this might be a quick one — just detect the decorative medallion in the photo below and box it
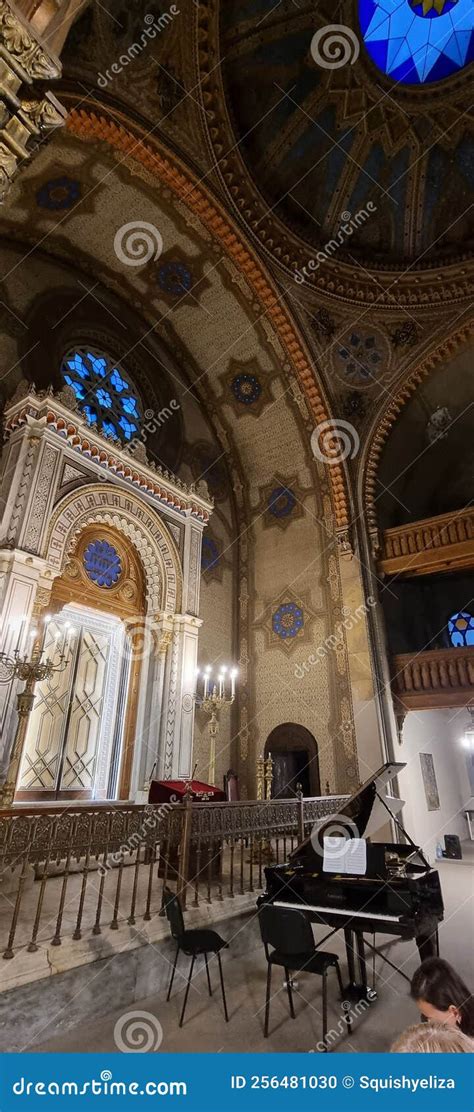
[157,260,192,297]
[231,373,262,407]
[201,535,220,574]
[359,0,473,83]
[268,486,297,520]
[83,539,122,588]
[342,391,368,423]
[390,320,420,347]
[36,176,81,211]
[272,602,304,641]
[334,329,390,388]
[310,308,337,340]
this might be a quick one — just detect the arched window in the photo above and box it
[448,611,474,647]
[61,347,142,442]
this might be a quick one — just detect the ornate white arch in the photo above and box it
[43,484,183,614]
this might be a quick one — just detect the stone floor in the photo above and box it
[28,852,474,1055]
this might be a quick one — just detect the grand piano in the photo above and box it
[259,762,444,1001]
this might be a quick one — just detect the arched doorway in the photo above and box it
[17,525,146,802]
[265,724,320,799]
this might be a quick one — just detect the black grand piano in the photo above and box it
[259,762,444,1001]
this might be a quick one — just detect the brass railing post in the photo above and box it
[177,794,193,910]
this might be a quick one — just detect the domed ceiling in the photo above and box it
[219,0,473,267]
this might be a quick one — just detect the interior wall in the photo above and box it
[399,708,472,861]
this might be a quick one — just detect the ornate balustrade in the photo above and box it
[392,647,474,710]
[378,508,474,578]
[0,794,346,962]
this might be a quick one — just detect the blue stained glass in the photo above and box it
[96,388,112,407]
[82,405,98,424]
[448,610,474,647]
[60,348,143,444]
[122,396,139,416]
[102,420,119,438]
[64,376,86,400]
[110,369,128,392]
[359,0,474,83]
[84,539,122,588]
[118,415,138,439]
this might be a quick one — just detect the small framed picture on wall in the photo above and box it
[420,752,440,811]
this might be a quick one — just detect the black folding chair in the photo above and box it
[258,903,348,1046]
[163,887,229,1027]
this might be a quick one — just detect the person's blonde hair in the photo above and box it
[392,1022,474,1053]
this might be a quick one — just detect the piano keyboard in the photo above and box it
[273,900,402,923]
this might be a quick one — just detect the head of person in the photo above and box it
[392,1022,473,1053]
[410,958,474,1037]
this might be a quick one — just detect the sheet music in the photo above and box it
[323,836,367,875]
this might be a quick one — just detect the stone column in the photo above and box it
[0,552,49,772]
[159,613,202,781]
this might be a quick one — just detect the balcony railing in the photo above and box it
[392,646,474,710]
[0,794,346,962]
[379,508,474,578]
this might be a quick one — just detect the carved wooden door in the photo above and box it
[18,620,114,799]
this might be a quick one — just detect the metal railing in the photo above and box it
[0,794,346,962]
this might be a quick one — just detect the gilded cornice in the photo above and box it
[197,0,473,309]
[64,100,351,535]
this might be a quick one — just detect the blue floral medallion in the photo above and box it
[157,261,192,296]
[83,540,122,588]
[231,373,262,406]
[272,602,304,640]
[36,177,81,211]
[268,486,296,519]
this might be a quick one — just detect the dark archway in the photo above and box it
[264,724,320,799]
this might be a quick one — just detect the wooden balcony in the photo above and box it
[392,646,474,710]
[379,507,474,578]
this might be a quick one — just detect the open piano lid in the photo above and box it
[289,761,425,869]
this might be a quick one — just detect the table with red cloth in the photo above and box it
[149,780,225,881]
[148,779,226,804]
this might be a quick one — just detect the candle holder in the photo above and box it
[0,619,73,809]
[195,665,237,785]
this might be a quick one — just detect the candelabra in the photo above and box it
[195,665,237,785]
[0,618,72,809]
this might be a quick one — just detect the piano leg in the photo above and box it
[343,928,378,1004]
[416,931,439,961]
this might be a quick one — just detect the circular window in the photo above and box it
[61,347,142,442]
[359,0,473,84]
[447,611,474,647]
[83,540,122,588]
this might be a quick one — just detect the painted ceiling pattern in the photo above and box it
[219,0,473,265]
